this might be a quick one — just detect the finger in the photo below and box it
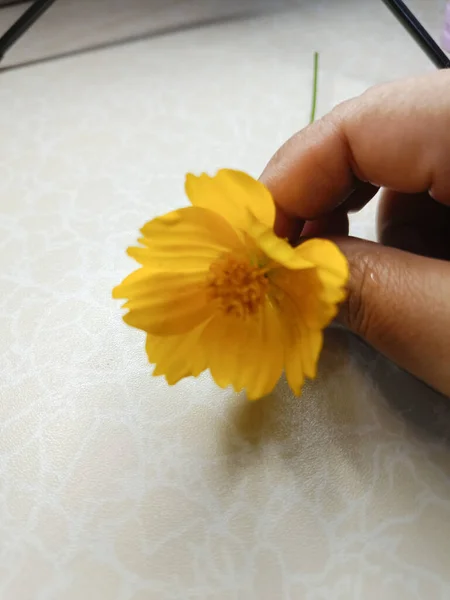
[335,237,450,397]
[275,184,369,243]
[301,208,349,238]
[261,71,450,230]
[298,182,376,241]
[378,190,450,260]
[274,209,304,244]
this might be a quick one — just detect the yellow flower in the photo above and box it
[113,169,348,400]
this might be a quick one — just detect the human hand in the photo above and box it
[261,70,450,397]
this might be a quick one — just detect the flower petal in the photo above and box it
[246,218,314,270]
[199,315,247,391]
[296,238,349,302]
[278,290,323,392]
[113,267,153,299]
[185,169,275,231]
[280,301,305,396]
[146,323,208,385]
[201,300,284,400]
[243,300,284,400]
[271,268,337,330]
[273,258,343,392]
[300,328,323,380]
[122,271,212,335]
[284,323,323,390]
[129,206,243,272]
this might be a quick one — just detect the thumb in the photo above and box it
[334,237,450,397]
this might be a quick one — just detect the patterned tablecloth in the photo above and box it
[1,1,449,598]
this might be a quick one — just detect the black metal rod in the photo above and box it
[0,0,56,61]
[381,0,450,69]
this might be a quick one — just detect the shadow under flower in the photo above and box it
[220,327,450,485]
[219,328,364,478]
[224,327,354,443]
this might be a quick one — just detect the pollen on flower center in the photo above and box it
[206,253,269,318]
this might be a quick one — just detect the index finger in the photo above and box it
[260,71,450,234]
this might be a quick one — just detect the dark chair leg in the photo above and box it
[0,0,56,62]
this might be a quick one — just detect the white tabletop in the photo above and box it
[1,1,450,599]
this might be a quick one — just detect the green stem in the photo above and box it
[309,51,319,124]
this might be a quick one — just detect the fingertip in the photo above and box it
[274,206,304,244]
[261,116,356,221]
[301,209,349,238]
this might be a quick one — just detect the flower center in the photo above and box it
[207,253,269,318]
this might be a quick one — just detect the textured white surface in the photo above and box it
[1,1,450,599]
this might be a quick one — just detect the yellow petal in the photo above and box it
[296,238,349,301]
[130,206,243,272]
[246,217,314,271]
[271,268,335,330]
[282,296,324,382]
[243,300,284,400]
[281,311,304,395]
[201,300,284,400]
[273,260,339,392]
[113,266,153,299]
[123,271,212,335]
[279,291,323,392]
[185,169,275,231]
[284,324,323,390]
[146,323,208,385]
[300,328,323,380]
[199,314,247,391]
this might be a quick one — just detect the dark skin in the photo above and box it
[260,70,450,397]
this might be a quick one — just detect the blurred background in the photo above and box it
[1,0,445,241]
[0,0,446,78]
